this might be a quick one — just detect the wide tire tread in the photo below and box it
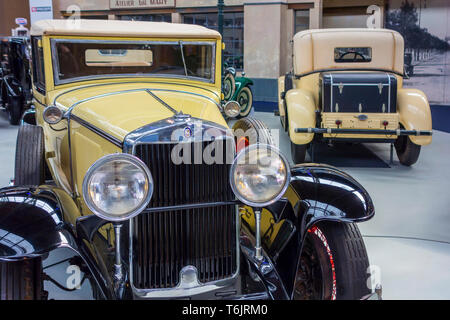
[0,259,42,300]
[317,222,370,300]
[14,125,45,186]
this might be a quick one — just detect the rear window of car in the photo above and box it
[334,47,372,63]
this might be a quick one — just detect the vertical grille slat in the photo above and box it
[132,141,237,290]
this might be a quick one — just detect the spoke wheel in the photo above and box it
[223,73,235,101]
[237,86,253,118]
[294,226,335,300]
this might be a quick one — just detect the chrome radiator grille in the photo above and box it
[131,142,237,289]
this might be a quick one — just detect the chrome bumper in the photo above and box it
[295,127,433,136]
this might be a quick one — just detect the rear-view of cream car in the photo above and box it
[278,28,433,166]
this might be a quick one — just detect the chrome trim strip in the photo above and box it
[145,89,177,114]
[50,39,216,85]
[387,72,391,113]
[122,115,231,154]
[63,87,221,116]
[52,80,220,106]
[70,114,123,148]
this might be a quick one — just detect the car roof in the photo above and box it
[30,19,221,40]
[293,28,404,75]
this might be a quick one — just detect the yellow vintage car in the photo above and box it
[0,20,378,300]
[278,28,433,166]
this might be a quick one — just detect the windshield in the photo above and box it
[51,39,215,84]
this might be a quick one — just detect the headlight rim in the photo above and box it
[223,100,241,118]
[230,143,291,208]
[82,153,153,222]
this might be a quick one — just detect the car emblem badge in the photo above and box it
[184,127,193,138]
[356,114,368,121]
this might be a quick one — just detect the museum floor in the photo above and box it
[1,110,449,300]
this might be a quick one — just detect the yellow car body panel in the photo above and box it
[285,88,316,145]
[397,88,432,146]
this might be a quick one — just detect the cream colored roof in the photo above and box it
[31,19,221,39]
[293,28,404,75]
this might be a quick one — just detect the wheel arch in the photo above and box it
[0,185,115,299]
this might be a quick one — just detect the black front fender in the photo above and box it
[0,185,116,299]
[0,186,71,259]
[289,163,374,239]
[242,163,375,297]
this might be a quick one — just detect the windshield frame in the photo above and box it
[50,38,216,86]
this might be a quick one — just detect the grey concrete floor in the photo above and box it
[1,110,449,299]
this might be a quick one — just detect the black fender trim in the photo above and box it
[0,186,115,299]
[20,107,36,125]
[289,163,374,238]
[2,76,23,98]
[0,186,67,258]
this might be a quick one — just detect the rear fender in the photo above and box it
[232,76,253,100]
[397,88,432,145]
[285,89,316,145]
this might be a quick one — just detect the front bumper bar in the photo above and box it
[295,127,433,136]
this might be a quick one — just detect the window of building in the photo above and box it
[118,14,172,22]
[183,12,243,70]
[294,10,310,34]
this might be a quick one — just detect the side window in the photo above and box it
[31,36,46,94]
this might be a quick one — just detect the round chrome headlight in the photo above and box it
[230,144,290,207]
[223,101,241,118]
[43,105,63,124]
[82,154,153,221]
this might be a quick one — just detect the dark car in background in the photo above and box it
[0,37,32,125]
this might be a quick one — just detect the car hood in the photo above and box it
[49,82,226,142]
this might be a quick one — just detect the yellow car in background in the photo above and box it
[278,28,432,165]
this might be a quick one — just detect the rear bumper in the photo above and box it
[295,127,433,136]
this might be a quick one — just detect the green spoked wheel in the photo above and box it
[223,73,235,101]
[237,86,253,118]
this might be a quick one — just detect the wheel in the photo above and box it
[223,73,235,101]
[0,258,44,300]
[236,86,253,118]
[394,135,421,166]
[14,124,45,185]
[291,141,307,164]
[7,95,23,125]
[294,222,371,300]
[232,117,274,152]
